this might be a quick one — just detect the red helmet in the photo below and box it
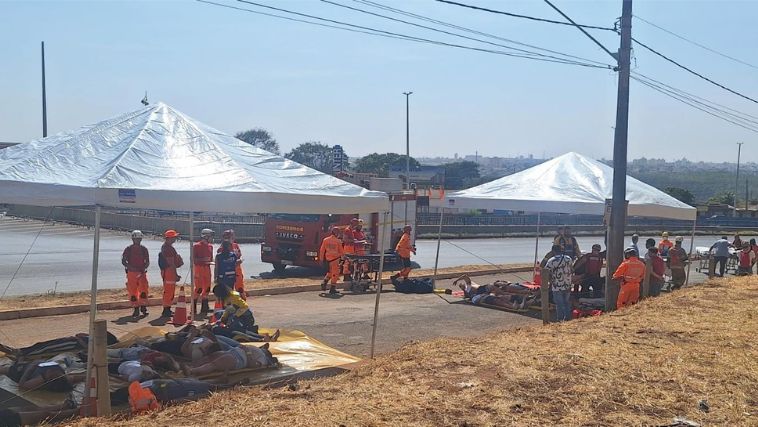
[164,229,179,238]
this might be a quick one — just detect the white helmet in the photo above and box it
[201,228,214,238]
[131,230,144,239]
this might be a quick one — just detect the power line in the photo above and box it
[204,0,611,68]
[542,0,616,61]
[434,0,617,32]
[632,37,758,105]
[354,0,611,66]
[632,75,758,134]
[634,15,758,71]
[319,0,613,67]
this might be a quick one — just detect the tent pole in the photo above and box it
[432,209,444,279]
[189,211,194,323]
[369,211,389,359]
[533,212,541,269]
[84,205,101,417]
[685,219,696,286]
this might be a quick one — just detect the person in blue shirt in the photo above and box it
[709,236,733,277]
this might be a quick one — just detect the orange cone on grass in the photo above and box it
[171,286,188,326]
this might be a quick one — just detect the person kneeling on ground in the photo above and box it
[737,243,755,276]
[211,285,280,342]
[183,343,278,377]
[613,248,645,309]
[454,275,528,310]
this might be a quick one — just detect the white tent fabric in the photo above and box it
[0,102,388,214]
[446,152,696,221]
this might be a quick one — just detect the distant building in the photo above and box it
[388,165,445,189]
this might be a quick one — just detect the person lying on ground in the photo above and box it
[0,399,79,427]
[110,360,161,382]
[110,377,248,407]
[183,343,278,377]
[107,346,180,373]
[454,275,529,310]
[0,332,118,360]
[0,354,86,392]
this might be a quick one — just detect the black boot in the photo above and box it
[192,300,198,315]
[200,299,210,314]
[140,305,148,316]
[161,307,173,318]
[321,279,328,291]
[329,285,339,295]
[132,307,140,318]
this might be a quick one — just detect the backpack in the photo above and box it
[128,381,160,414]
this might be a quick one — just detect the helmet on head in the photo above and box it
[164,229,178,238]
[403,224,412,231]
[624,247,638,258]
[331,226,341,234]
[675,236,683,242]
[201,229,214,238]
[222,229,234,237]
[350,218,359,224]
[131,230,144,239]
[662,232,669,237]
[592,244,602,251]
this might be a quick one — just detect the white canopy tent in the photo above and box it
[439,152,698,315]
[0,102,390,413]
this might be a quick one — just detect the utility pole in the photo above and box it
[41,41,47,138]
[403,91,413,225]
[605,0,633,312]
[735,142,743,217]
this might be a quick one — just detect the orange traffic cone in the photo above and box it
[533,263,542,286]
[80,373,97,417]
[209,299,223,323]
[171,286,188,326]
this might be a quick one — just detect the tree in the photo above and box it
[442,161,480,190]
[285,141,338,173]
[235,128,280,155]
[353,153,420,177]
[708,191,736,205]
[664,187,695,205]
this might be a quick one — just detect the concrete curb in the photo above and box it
[0,267,532,321]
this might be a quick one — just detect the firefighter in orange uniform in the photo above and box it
[219,229,246,300]
[341,219,359,280]
[612,247,646,309]
[121,230,150,319]
[392,225,416,281]
[319,226,344,295]
[159,229,184,318]
[193,228,214,315]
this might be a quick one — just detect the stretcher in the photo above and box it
[344,252,399,293]
[694,247,738,275]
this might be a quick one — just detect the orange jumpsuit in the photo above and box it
[396,232,415,279]
[122,245,149,308]
[341,227,355,275]
[218,242,245,300]
[319,235,344,284]
[193,240,213,299]
[160,243,183,308]
[612,256,645,308]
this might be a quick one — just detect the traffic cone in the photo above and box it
[81,373,97,416]
[209,299,223,323]
[171,286,188,326]
[533,263,542,286]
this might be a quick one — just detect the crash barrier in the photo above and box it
[1,204,264,240]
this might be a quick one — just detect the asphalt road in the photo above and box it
[0,216,718,297]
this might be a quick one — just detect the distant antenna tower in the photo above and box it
[140,92,149,106]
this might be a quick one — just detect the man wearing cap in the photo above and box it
[668,236,688,289]
[122,230,150,319]
[392,225,416,281]
[219,230,246,300]
[612,248,645,309]
[319,226,344,295]
[159,230,184,318]
[193,229,215,315]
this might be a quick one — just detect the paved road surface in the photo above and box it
[0,216,717,297]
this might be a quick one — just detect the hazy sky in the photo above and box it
[1,0,756,162]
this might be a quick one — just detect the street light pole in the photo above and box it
[403,91,413,225]
[735,142,743,217]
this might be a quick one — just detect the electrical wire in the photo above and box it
[0,209,55,299]
[434,0,617,32]
[634,15,758,71]
[542,0,616,60]
[632,75,758,134]
[632,37,758,105]
[441,239,531,282]
[319,0,613,68]
[354,0,611,67]
[196,0,613,68]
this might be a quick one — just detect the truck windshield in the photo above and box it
[270,213,321,222]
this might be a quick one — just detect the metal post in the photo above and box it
[432,209,444,279]
[41,41,47,138]
[403,91,412,224]
[93,319,111,416]
[685,220,696,286]
[189,211,195,323]
[605,0,633,312]
[642,258,652,299]
[541,268,551,325]
[735,142,743,217]
[369,211,389,359]
[84,205,101,417]
[533,212,541,268]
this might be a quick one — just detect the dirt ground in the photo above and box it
[0,264,528,311]
[66,276,756,427]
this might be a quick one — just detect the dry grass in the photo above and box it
[66,276,756,426]
[0,264,525,311]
